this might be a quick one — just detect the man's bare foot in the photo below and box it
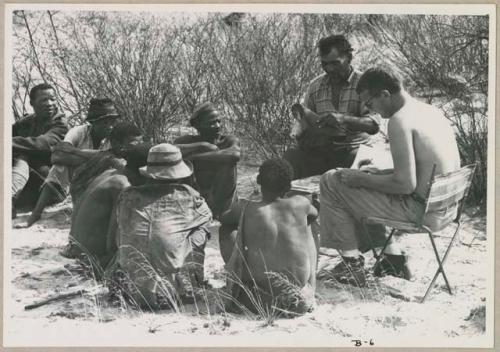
[14,212,41,229]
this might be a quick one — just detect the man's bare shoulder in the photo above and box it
[282,194,311,209]
[219,134,240,147]
[388,109,412,131]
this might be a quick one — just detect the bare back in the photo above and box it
[391,98,460,197]
[241,195,317,288]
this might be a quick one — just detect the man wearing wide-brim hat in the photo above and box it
[111,143,213,309]
[174,102,241,220]
[139,143,194,181]
[17,97,121,228]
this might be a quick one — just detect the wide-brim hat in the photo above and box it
[86,98,120,122]
[139,143,193,180]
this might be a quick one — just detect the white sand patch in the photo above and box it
[5,175,489,347]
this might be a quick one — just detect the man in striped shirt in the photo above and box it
[284,34,380,179]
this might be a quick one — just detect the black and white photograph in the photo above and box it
[4,3,495,348]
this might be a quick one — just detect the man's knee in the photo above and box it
[320,169,340,193]
[219,224,238,264]
[37,165,51,178]
[102,175,130,196]
[12,158,30,197]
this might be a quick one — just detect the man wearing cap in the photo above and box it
[110,144,213,308]
[16,98,120,228]
[60,122,145,261]
[284,34,380,179]
[174,102,241,220]
[12,83,68,218]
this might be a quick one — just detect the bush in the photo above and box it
[11,11,489,207]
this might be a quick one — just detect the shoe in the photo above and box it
[373,254,413,281]
[330,255,367,287]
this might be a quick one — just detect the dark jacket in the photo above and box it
[12,112,68,166]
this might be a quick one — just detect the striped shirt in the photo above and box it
[303,68,380,147]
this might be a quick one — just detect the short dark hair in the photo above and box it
[190,102,218,128]
[356,67,403,95]
[123,143,151,169]
[257,158,293,196]
[109,122,142,145]
[29,83,55,102]
[318,35,354,62]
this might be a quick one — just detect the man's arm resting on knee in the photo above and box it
[175,142,219,158]
[51,142,103,165]
[185,136,241,164]
[12,119,68,153]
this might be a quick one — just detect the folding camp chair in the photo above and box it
[362,163,477,303]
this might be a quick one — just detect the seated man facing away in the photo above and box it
[12,83,68,218]
[319,67,460,287]
[174,102,241,220]
[61,123,144,264]
[109,144,212,309]
[220,159,318,317]
[17,97,120,228]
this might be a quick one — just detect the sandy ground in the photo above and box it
[4,167,491,348]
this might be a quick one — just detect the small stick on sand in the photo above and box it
[24,289,88,310]
[24,285,107,310]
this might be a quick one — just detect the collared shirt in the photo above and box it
[44,123,110,193]
[64,123,110,150]
[303,69,381,147]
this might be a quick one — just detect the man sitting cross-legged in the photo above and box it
[319,67,461,287]
[12,83,68,218]
[109,144,213,309]
[220,159,318,317]
[174,102,241,220]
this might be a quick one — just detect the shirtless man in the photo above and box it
[63,123,144,267]
[220,159,318,316]
[319,67,460,286]
[174,102,241,220]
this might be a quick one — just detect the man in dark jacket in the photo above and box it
[12,83,68,217]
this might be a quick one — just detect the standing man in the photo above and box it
[319,68,461,287]
[284,34,380,179]
[17,98,121,227]
[12,83,68,218]
[174,102,241,220]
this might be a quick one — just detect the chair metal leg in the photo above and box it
[441,222,462,269]
[361,218,379,260]
[373,228,396,271]
[422,223,461,303]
